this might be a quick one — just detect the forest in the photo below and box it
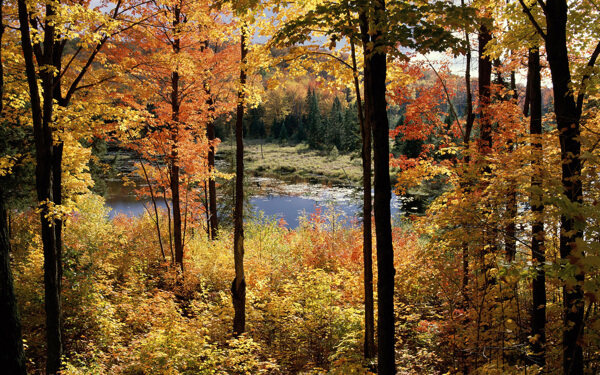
[1,0,599,374]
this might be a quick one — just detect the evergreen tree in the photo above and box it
[284,114,298,139]
[328,97,343,149]
[305,89,322,149]
[248,107,266,138]
[270,118,282,140]
[279,121,288,143]
[295,116,306,142]
[340,103,360,153]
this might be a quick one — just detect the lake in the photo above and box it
[105,177,417,229]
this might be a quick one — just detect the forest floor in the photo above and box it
[219,140,364,186]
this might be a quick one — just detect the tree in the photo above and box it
[359,0,396,371]
[340,103,360,153]
[527,46,546,369]
[16,0,146,370]
[113,0,237,268]
[517,0,600,371]
[0,190,26,375]
[232,18,249,337]
[305,89,322,149]
[279,121,289,142]
[0,4,27,371]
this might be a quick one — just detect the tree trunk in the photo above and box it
[461,4,474,298]
[171,6,183,273]
[0,193,27,375]
[354,6,375,359]
[477,22,493,285]
[504,72,518,263]
[17,1,63,372]
[0,7,27,370]
[232,21,248,337]
[207,120,219,239]
[478,24,493,155]
[527,47,547,368]
[544,1,584,372]
[364,0,396,372]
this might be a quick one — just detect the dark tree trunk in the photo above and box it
[354,6,375,359]
[171,6,183,273]
[527,47,547,368]
[207,120,219,239]
[0,7,27,371]
[544,1,584,372]
[53,143,63,286]
[477,22,494,292]
[203,87,219,240]
[0,194,27,375]
[364,0,396,372]
[170,138,183,271]
[478,24,493,154]
[203,181,210,238]
[461,6,474,298]
[17,1,63,372]
[232,22,248,337]
[504,72,518,263]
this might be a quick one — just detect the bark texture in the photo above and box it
[355,5,375,360]
[528,47,546,368]
[364,0,396,372]
[0,194,27,375]
[0,8,27,371]
[545,1,584,372]
[17,1,63,372]
[232,23,248,337]
[171,6,184,272]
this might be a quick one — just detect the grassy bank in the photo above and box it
[219,140,363,186]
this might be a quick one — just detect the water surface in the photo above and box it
[105,177,413,229]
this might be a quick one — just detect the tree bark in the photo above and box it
[202,84,219,240]
[207,119,219,239]
[527,47,546,369]
[504,72,518,263]
[17,1,63,372]
[0,6,27,370]
[232,21,248,337]
[171,5,183,273]
[364,0,396,372]
[353,4,375,360]
[478,24,493,155]
[0,193,27,375]
[544,1,584,372]
[461,2,474,297]
[477,22,494,289]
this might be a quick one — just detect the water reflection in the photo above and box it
[105,177,421,229]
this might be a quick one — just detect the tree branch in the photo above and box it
[518,0,547,40]
[425,58,465,140]
[576,40,600,115]
[283,49,353,71]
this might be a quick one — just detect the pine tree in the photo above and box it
[305,89,322,149]
[270,118,282,140]
[249,107,266,138]
[328,97,343,149]
[279,121,288,142]
[340,103,360,153]
[295,116,306,142]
